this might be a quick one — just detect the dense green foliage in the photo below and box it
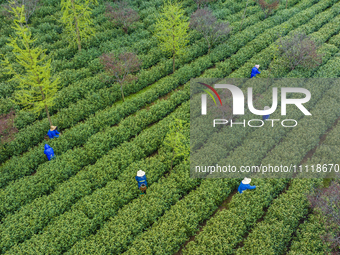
[0,0,339,253]
[183,78,340,254]
[1,100,190,253]
[0,0,256,164]
[288,214,332,255]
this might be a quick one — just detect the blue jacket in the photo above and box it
[47,129,60,139]
[250,67,261,78]
[44,144,55,161]
[263,114,270,120]
[238,182,256,194]
[135,175,147,188]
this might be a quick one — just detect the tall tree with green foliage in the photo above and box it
[60,0,98,52]
[0,3,59,126]
[154,0,189,74]
[163,118,190,170]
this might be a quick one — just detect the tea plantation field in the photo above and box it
[0,0,339,254]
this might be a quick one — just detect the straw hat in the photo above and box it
[242,177,251,184]
[50,126,57,131]
[264,106,270,110]
[137,170,145,177]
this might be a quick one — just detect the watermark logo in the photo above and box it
[190,78,335,179]
[198,82,223,108]
[200,83,311,116]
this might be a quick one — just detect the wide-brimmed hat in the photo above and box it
[242,177,251,184]
[137,170,145,177]
[50,126,57,131]
[264,106,270,110]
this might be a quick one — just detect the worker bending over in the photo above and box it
[136,170,147,195]
[251,64,261,78]
[238,177,256,194]
[44,144,56,161]
[47,126,60,139]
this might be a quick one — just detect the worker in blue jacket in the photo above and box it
[263,106,270,120]
[238,177,256,194]
[47,126,60,139]
[44,144,56,161]
[136,170,147,194]
[251,64,261,78]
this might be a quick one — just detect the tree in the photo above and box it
[193,0,215,9]
[307,181,340,254]
[0,3,59,127]
[60,0,98,52]
[99,52,141,102]
[254,0,279,18]
[104,1,139,34]
[154,0,189,74]
[163,118,190,170]
[1,0,40,24]
[190,8,231,54]
[276,32,323,71]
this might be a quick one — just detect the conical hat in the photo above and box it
[264,106,270,110]
[255,64,260,69]
[50,126,57,131]
[137,170,145,177]
[242,177,251,184]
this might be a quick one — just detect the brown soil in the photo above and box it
[0,109,18,144]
